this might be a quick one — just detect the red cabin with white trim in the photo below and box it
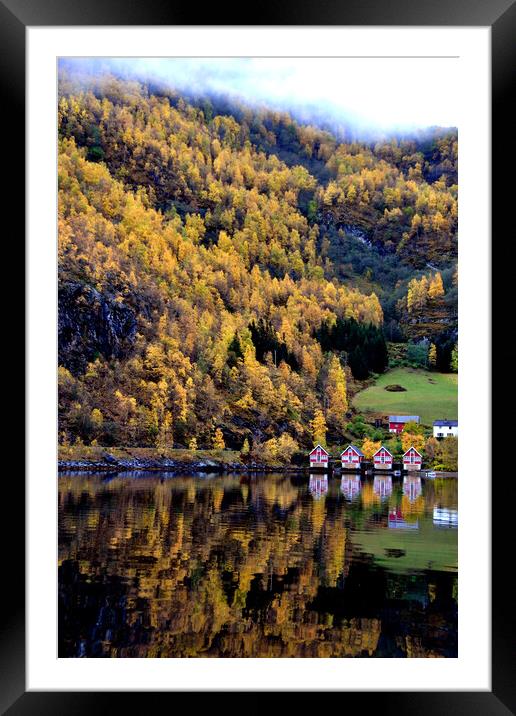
[309,444,329,467]
[388,415,420,434]
[373,445,393,470]
[403,446,422,471]
[340,444,364,468]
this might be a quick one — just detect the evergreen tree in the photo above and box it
[227,332,243,368]
[348,346,369,380]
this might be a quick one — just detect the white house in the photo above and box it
[433,420,458,438]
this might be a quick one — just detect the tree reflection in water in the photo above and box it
[59,472,458,658]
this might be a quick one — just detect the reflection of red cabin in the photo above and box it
[341,475,361,499]
[341,444,364,468]
[388,508,419,530]
[309,474,328,499]
[389,507,403,522]
[403,475,422,501]
[373,445,393,470]
[374,475,393,498]
[403,446,422,471]
[309,444,329,467]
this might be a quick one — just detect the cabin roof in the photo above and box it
[341,444,364,457]
[403,446,423,457]
[309,444,329,456]
[388,415,420,423]
[373,445,393,457]
[433,419,458,427]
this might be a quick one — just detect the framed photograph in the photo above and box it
[4,0,514,710]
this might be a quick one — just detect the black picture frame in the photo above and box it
[3,0,515,711]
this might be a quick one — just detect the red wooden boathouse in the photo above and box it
[373,445,393,470]
[403,446,422,471]
[340,444,364,469]
[309,444,329,468]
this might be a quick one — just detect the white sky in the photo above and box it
[91,57,460,135]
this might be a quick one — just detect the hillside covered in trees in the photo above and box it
[58,65,458,451]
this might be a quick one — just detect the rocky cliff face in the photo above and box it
[58,282,137,374]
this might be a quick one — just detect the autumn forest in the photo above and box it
[57,63,458,455]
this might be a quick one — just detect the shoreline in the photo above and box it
[58,455,457,478]
[58,459,287,474]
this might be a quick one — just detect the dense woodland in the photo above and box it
[58,67,458,451]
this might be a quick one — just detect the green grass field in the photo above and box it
[353,367,457,426]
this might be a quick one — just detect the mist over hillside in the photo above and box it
[58,58,458,143]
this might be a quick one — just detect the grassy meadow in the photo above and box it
[352,367,457,426]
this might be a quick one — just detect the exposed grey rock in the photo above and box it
[59,281,137,374]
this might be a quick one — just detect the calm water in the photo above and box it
[58,471,458,658]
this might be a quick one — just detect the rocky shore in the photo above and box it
[58,452,294,473]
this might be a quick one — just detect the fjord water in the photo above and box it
[58,472,457,658]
